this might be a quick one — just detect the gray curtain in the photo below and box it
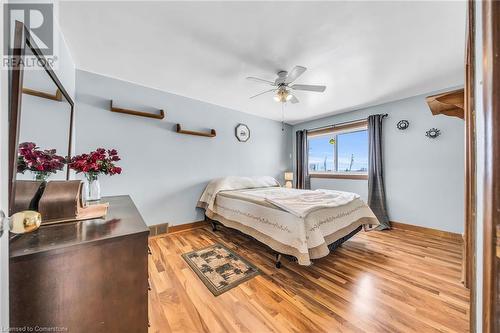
[295,130,310,189]
[367,115,390,230]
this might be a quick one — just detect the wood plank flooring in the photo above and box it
[148,225,469,333]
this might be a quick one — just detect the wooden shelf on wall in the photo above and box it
[426,89,464,119]
[22,88,62,102]
[176,124,216,138]
[110,100,165,120]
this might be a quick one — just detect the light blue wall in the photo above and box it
[292,91,465,234]
[75,70,292,226]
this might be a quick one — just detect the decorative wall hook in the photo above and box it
[426,128,441,139]
[397,120,409,130]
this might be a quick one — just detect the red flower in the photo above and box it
[68,148,122,178]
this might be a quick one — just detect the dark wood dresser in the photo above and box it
[9,195,150,332]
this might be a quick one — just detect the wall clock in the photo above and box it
[235,123,250,142]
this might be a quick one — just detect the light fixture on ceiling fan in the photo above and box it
[273,89,293,103]
[246,65,326,104]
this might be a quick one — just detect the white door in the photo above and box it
[0,2,10,327]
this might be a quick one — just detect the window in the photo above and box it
[308,121,368,179]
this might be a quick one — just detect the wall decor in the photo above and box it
[397,120,409,130]
[425,128,441,139]
[235,123,250,142]
[110,100,165,120]
[176,124,216,138]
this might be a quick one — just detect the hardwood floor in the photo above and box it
[148,225,469,333]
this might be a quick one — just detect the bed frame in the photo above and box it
[208,218,362,268]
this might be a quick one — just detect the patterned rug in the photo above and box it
[181,243,260,296]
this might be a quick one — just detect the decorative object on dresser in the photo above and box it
[37,180,109,225]
[10,195,150,332]
[181,243,260,296]
[284,171,293,188]
[396,119,409,130]
[68,148,122,202]
[12,180,44,213]
[235,123,250,142]
[109,100,165,119]
[176,123,216,137]
[425,128,441,139]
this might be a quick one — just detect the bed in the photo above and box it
[197,176,379,267]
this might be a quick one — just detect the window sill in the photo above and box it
[309,173,368,180]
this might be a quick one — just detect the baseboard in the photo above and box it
[390,221,463,242]
[168,220,208,234]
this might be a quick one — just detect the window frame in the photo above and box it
[307,120,369,180]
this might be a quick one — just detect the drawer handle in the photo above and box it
[148,246,152,255]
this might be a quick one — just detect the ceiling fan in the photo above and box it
[246,65,326,104]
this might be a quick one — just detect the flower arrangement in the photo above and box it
[68,148,122,182]
[17,142,66,181]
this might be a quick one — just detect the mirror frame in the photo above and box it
[9,21,75,215]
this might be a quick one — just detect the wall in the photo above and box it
[292,91,465,234]
[74,70,292,226]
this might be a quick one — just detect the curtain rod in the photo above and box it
[305,113,388,132]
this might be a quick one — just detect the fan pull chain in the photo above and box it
[281,102,285,132]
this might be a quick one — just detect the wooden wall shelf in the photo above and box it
[110,100,165,119]
[22,88,62,102]
[176,124,216,138]
[426,89,464,119]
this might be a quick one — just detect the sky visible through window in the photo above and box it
[308,130,368,172]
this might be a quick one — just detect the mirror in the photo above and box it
[9,21,74,216]
[18,68,72,181]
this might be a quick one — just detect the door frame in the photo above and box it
[481,1,500,332]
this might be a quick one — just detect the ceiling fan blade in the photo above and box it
[249,89,275,99]
[290,84,326,92]
[246,77,275,85]
[289,95,299,104]
[285,66,307,83]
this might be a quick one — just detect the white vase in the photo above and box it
[84,176,101,202]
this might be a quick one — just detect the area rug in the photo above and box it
[181,243,260,296]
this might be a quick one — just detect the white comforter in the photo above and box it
[264,189,360,218]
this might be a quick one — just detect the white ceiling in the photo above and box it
[59,1,466,124]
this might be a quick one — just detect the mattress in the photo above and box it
[206,187,378,265]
